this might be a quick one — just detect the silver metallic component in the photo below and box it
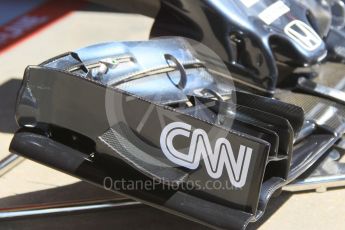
[92,63,109,80]
[284,147,345,192]
[0,154,24,177]
[100,57,119,69]
[297,77,345,105]
[0,199,141,220]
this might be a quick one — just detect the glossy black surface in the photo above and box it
[151,0,327,93]
[299,0,345,61]
[12,38,345,229]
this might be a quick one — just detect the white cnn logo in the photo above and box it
[160,122,253,188]
[284,20,322,51]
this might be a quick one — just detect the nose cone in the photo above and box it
[282,19,328,64]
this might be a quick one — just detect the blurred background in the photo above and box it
[0,0,344,229]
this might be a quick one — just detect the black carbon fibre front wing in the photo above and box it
[10,38,345,229]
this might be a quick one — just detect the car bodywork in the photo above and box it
[10,38,345,229]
